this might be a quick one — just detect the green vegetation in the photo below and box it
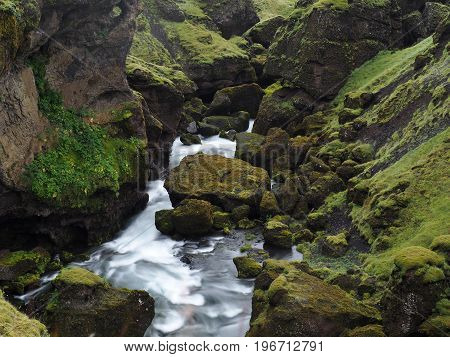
[163,19,248,65]
[0,291,48,337]
[351,129,450,279]
[333,36,434,105]
[24,58,142,208]
[252,0,297,20]
[54,267,107,287]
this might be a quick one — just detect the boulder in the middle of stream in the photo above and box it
[164,153,271,211]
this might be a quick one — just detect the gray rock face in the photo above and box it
[203,0,260,39]
[0,68,49,188]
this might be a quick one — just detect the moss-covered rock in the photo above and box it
[164,153,271,211]
[0,291,48,337]
[172,199,214,237]
[140,0,256,96]
[203,111,250,133]
[320,232,348,257]
[259,191,281,217]
[180,133,202,145]
[381,246,447,336]
[231,205,251,222]
[206,83,264,118]
[155,209,175,235]
[264,1,401,99]
[0,249,50,294]
[235,132,266,163]
[233,256,263,278]
[247,261,380,336]
[263,219,293,248]
[292,228,315,244]
[42,267,154,337]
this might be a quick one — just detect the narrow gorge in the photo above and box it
[0,0,449,337]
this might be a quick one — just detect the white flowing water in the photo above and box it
[19,120,300,336]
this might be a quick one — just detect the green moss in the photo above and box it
[333,36,434,105]
[430,235,450,253]
[326,232,348,247]
[233,256,263,278]
[24,57,142,208]
[252,0,297,20]
[0,292,48,337]
[54,267,107,288]
[129,14,175,67]
[126,55,195,94]
[240,243,252,253]
[394,246,444,273]
[351,129,450,279]
[162,18,248,65]
[264,81,283,96]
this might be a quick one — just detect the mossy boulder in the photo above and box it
[292,228,315,244]
[320,232,348,257]
[0,291,48,337]
[42,267,154,337]
[203,111,250,133]
[235,131,266,163]
[206,83,264,117]
[263,219,293,248]
[164,153,271,211]
[155,210,175,235]
[172,199,214,237]
[393,246,445,283]
[247,261,380,336]
[233,256,263,278]
[259,191,281,217]
[180,133,202,145]
[0,249,50,294]
[197,122,220,137]
[306,172,345,209]
[381,247,447,336]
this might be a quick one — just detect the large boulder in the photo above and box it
[172,199,214,237]
[263,219,293,248]
[206,83,265,118]
[41,267,154,337]
[247,261,380,336]
[164,153,271,211]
